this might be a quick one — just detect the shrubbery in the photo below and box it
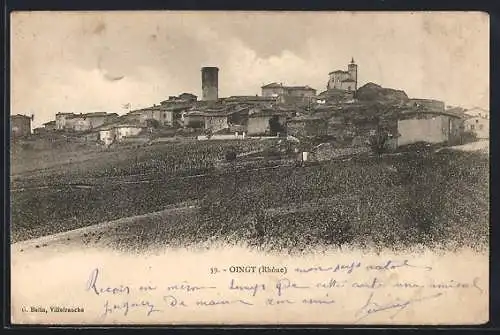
[11,141,489,253]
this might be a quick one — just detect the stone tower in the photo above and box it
[347,57,358,91]
[201,67,219,101]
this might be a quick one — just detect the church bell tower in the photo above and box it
[348,57,358,91]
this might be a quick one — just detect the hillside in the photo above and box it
[10,140,489,253]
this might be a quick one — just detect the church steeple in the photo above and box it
[347,57,358,92]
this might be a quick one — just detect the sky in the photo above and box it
[11,11,489,128]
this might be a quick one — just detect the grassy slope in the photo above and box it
[10,143,489,253]
[197,150,489,252]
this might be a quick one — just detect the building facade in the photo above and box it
[55,112,118,131]
[204,114,230,133]
[247,108,287,136]
[55,113,74,130]
[43,120,56,130]
[131,105,185,127]
[11,114,32,138]
[464,116,489,139]
[397,111,463,147]
[464,107,489,119]
[98,125,146,146]
[183,111,206,128]
[261,83,316,104]
[287,116,328,137]
[327,58,358,92]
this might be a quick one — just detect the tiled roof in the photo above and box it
[289,115,324,122]
[261,82,283,88]
[179,93,197,97]
[55,112,117,118]
[11,114,31,119]
[185,111,206,117]
[248,108,287,117]
[400,109,464,119]
[226,96,277,101]
[286,86,316,91]
[98,123,146,131]
[85,112,108,117]
[329,70,349,75]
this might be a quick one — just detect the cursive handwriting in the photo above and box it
[229,279,266,296]
[266,298,295,305]
[295,262,362,274]
[163,295,188,307]
[275,278,309,296]
[365,260,432,272]
[302,296,336,304]
[84,263,484,322]
[316,279,348,289]
[166,281,216,293]
[352,277,384,289]
[354,291,444,322]
[87,268,130,296]
[428,277,483,293]
[195,299,254,306]
[102,299,161,317]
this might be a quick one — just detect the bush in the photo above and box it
[368,131,389,154]
[11,140,489,252]
[460,130,478,144]
[225,150,237,162]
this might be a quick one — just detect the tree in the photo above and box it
[368,125,393,155]
[146,119,161,129]
[225,148,237,162]
[268,116,285,136]
[204,128,213,139]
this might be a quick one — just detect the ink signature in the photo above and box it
[354,291,444,322]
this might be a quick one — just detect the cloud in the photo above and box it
[11,11,489,127]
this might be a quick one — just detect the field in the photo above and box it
[10,140,489,253]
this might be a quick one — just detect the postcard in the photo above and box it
[9,11,489,325]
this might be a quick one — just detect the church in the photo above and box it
[327,58,358,92]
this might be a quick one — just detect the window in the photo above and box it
[479,124,484,130]
[471,124,475,130]
[476,119,479,123]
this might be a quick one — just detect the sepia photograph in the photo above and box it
[9,11,489,325]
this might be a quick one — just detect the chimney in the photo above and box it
[201,67,219,101]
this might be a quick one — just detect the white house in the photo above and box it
[98,124,146,146]
[464,116,489,139]
[114,125,145,141]
[98,128,115,146]
[464,107,489,119]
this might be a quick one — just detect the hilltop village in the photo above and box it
[10,59,490,252]
[11,59,489,157]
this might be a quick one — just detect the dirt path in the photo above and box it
[437,140,489,153]
[11,202,200,252]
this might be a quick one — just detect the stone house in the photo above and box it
[261,83,316,104]
[463,116,489,139]
[397,110,463,147]
[287,116,328,138]
[247,108,287,136]
[11,114,32,138]
[98,124,146,146]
